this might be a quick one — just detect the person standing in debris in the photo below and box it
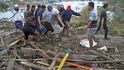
[24,4,30,22]
[86,2,98,48]
[10,4,24,31]
[96,3,109,40]
[57,4,65,27]
[23,12,36,46]
[43,5,64,39]
[35,5,47,41]
[61,5,81,36]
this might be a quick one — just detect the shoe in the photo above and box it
[104,38,110,40]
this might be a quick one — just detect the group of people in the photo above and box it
[11,1,109,48]
[12,3,81,46]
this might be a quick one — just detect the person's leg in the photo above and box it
[43,22,53,34]
[62,21,67,35]
[96,23,101,34]
[87,28,95,48]
[40,27,47,40]
[89,38,93,48]
[15,21,19,31]
[67,27,70,36]
[23,31,29,46]
[103,23,109,39]
[64,21,70,36]
[15,20,23,31]
[18,20,23,30]
[36,26,41,41]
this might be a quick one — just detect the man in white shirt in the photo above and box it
[43,5,64,39]
[87,2,98,48]
[12,5,24,31]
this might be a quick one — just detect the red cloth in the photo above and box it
[66,5,71,11]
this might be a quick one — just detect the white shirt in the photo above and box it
[89,10,98,21]
[12,10,23,22]
[43,8,59,23]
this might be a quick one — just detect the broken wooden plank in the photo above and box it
[7,39,21,47]
[0,60,7,68]
[69,54,98,61]
[6,58,16,70]
[67,59,124,63]
[48,55,58,70]
[0,35,4,45]
[37,61,50,67]
[89,50,113,60]
[20,61,48,70]
[22,48,58,56]
[29,42,49,58]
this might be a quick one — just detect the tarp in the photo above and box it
[80,39,97,48]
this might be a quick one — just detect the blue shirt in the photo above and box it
[35,8,40,21]
[36,10,44,24]
[61,10,81,22]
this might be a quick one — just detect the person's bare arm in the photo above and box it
[37,16,43,29]
[57,14,64,28]
[87,20,92,28]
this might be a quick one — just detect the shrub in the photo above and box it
[0,2,9,11]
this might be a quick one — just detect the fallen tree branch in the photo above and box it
[48,55,58,70]
[20,61,48,70]
[89,50,113,60]
[7,39,21,47]
[6,58,16,70]
[37,61,50,67]
[67,59,124,63]
[25,43,49,58]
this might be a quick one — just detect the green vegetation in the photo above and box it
[71,17,124,36]
[0,23,15,29]
[70,18,85,28]
[0,2,9,11]
[12,0,19,4]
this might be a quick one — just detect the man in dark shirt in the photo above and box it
[61,5,81,36]
[30,5,36,19]
[96,3,109,40]
[23,12,36,46]
[24,4,30,22]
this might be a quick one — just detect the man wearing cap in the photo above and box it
[11,4,24,31]
[57,4,65,15]
[61,5,81,36]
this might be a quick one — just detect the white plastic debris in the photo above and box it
[80,39,97,48]
[97,46,108,51]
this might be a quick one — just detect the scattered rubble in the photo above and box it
[0,26,124,70]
